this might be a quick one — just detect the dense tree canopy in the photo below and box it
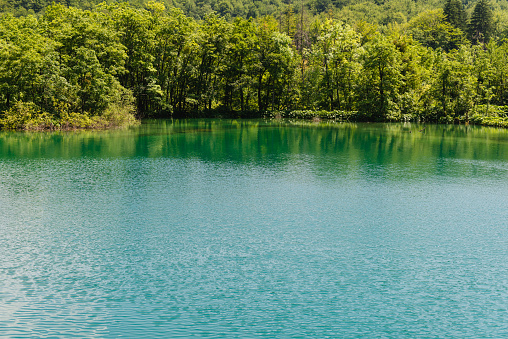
[2,1,508,129]
[444,0,468,33]
[469,0,494,43]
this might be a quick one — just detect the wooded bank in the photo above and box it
[1,1,508,130]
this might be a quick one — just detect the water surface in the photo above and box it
[1,120,508,337]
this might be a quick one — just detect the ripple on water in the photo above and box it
[2,122,508,337]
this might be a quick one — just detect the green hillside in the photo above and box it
[2,0,508,129]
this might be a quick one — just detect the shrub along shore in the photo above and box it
[175,109,508,128]
[2,1,508,131]
[0,102,138,131]
[2,108,507,131]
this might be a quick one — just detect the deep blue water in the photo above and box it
[1,120,508,337]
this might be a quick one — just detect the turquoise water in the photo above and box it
[1,120,508,337]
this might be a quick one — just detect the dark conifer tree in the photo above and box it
[469,0,494,44]
[444,0,468,33]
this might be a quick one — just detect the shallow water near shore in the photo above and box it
[1,119,508,337]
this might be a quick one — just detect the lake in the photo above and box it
[1,119,508,337]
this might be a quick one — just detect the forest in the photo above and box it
[2,0,508,129]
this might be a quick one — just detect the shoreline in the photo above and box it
[2,109,508,131]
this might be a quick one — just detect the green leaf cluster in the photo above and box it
[0,7,137,130]
[2,1,508,129]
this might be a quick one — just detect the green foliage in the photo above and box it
[470,113,508,127]
[443,0,468,33]
[0,99,137,130]
[0,101,52,130]
[406,9,465,50]
[469,0,494,44]
[305,20,363,111]
[0,6,137,130]
[3,1,508,130]
[358,34,402,120]
[267,109,359,120]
